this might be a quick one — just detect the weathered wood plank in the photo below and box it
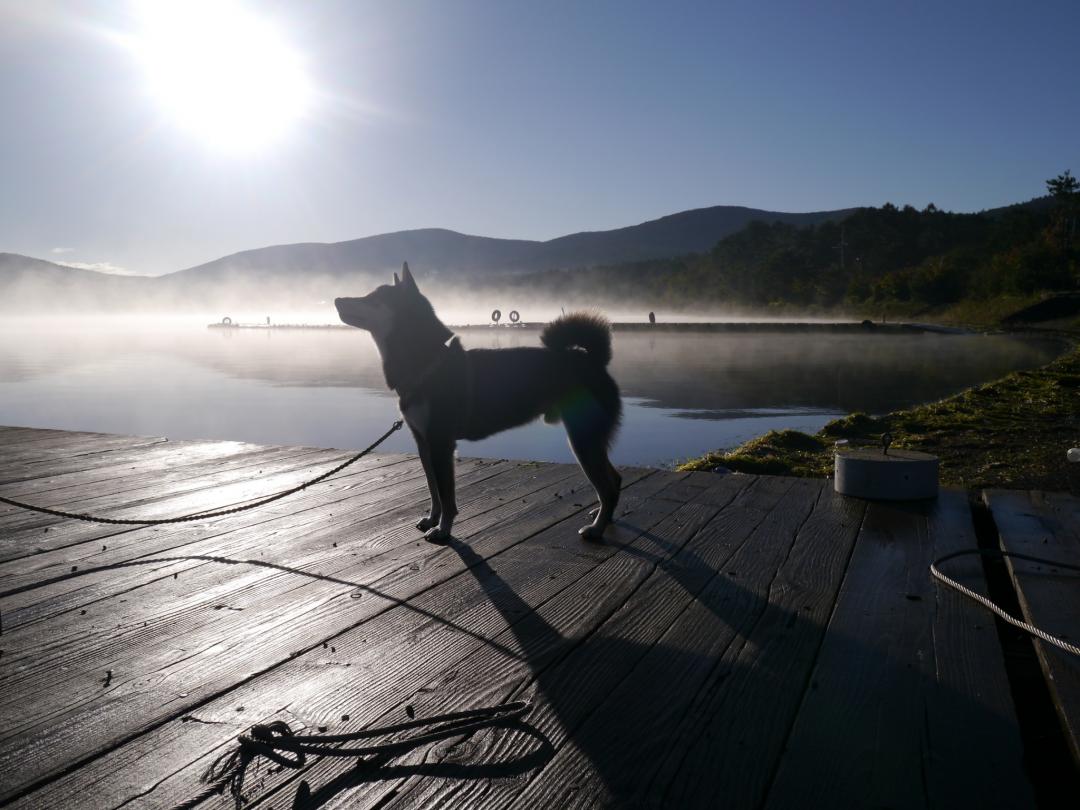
[8,471,700,809]
[0,456,439,626]
[0,459,535,690]
[241,474,746,810]
[0,457,542,801]
[0,444,364,533]
[2,426,1040,809]
[0,460,645,801]
[1,432,167,468]
[637,483,865,808]
[985,488,1080,765]
[502,478,823,809]
[0,436,258,487]
[313,476,801,810]
[764,493,1034,809]
[0,426,127,448]
[0,439,300,497]
[0,447,411,560]
[0,427,81,448]
[923,490,1035,808]
[0,449,413,562]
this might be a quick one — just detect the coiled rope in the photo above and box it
[0,420,403,525]
[931,548,1080,659]
[195,701,530,808]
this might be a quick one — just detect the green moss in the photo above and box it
[820,412,882,438]
[679,340,1080,494]
[679,428,831,477]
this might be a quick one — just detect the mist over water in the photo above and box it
[0,267,859,326]
[0,316,1064,467]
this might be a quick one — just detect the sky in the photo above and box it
[1,0,1078,276]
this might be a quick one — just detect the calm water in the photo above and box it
[0,323,1064,467]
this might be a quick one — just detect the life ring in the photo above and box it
[509,310,520,323]
[222,316,233,326]
[491,309,502,324]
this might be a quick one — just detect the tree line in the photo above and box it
[491,172,1079,311]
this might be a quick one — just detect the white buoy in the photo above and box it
[834,435,939,500]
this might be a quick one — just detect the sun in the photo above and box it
[128,1,312,153]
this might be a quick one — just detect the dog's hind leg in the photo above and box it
[609,461,622,499]
[566,429,620,540]
[424,438,458,542]
[412,433,441,532]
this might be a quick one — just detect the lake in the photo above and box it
[0,321,1064,467]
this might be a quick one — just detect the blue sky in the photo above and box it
[1,0,1077,275]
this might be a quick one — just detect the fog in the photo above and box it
[2,261,1065,466]
[0,270,857,328]
[0,309,1065,466]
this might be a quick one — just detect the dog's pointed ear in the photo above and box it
[393,272,400,286]
[400,262,418,294]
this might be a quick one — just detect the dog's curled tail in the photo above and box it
[541,312,613,366]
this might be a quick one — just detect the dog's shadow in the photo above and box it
[288,497,1036,809]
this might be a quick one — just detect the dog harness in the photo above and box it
[395,336,474,435]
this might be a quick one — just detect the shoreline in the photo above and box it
[678,329,1080,495]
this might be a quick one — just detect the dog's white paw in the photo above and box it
[416,516,439,531]
[579,523,606,541]
[424,526,451,543]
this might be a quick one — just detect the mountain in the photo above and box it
[0,253,153,310]
[163,205,860,282]
[7,203,859,312]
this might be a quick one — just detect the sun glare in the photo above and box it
[129,1,312,153]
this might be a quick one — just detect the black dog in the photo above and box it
[335,263,622,541]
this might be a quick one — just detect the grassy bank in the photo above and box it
[679,336,1080,494]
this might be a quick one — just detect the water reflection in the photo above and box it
[0,324,1064,467]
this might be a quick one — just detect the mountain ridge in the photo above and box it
[1,196,1054,311]
[163,204,861,280]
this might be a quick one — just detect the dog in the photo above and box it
[335,262,622,542]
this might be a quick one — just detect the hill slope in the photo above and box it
[0,253,153,310]
[163,204,858,282]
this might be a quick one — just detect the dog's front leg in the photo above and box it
[412,432,441,532]
[425,438,457,542]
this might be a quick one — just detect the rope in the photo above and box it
[930,549,1080,659]
[199,700,530,807]
[0,420,403,526]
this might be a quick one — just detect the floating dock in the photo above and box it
[1,425,1075,806]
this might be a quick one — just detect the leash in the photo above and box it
[0,420,403,526]
[196,700,530,807]
[931,548,1080,659]
[3,419,530,809]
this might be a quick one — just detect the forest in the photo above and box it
[492,172,1080,313]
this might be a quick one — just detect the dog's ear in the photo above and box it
[400,262,419,294]
[393,272,400,286]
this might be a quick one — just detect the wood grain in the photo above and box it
[764,492,1033,809]
[986,488,1080,766]
[0,437,643,801]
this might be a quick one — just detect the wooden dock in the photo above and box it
[1,425,1077,808]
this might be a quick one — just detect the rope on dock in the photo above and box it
[0,420,403,526]
[931,549,1080,659]
[195,701,530,808]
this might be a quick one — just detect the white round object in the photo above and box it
[834,448,939,500]
[1068,448,1080,463]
